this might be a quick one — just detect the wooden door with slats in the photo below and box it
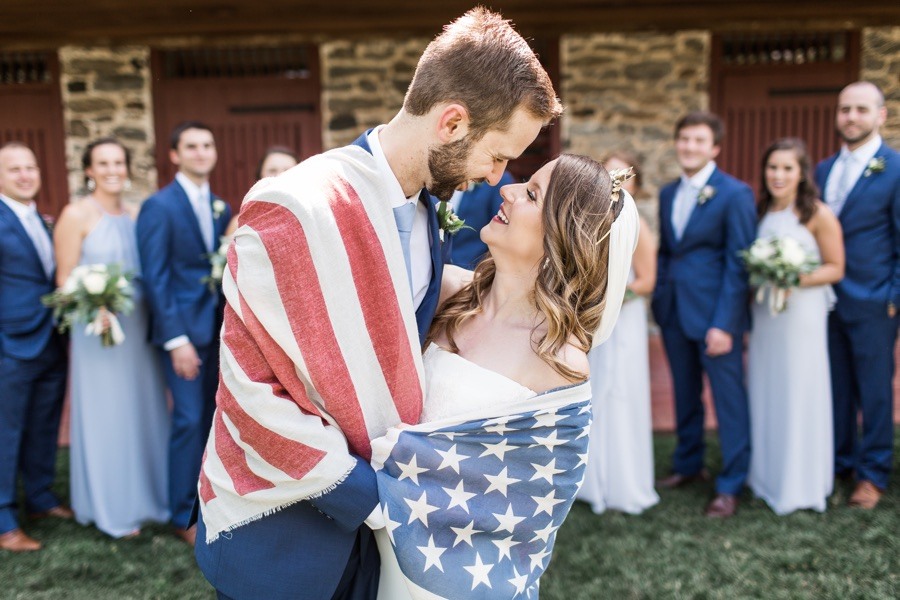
[151,46,322,209]
[0,52,69,216]
[711,32,860,195]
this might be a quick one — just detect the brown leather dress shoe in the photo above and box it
[656,469,710,489]
[174,525,197,546]
[848,480,883,509]
[28,505,74,520]
[704,493,738,518]
[0,528,42,552]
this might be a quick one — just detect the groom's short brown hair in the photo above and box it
[403,7,562,140]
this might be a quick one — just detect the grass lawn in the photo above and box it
[2,433,897,599]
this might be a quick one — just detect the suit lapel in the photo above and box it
[171,181,208,250]
[0,200,50,280]
[838,143,887,221]
[678,168,720,245]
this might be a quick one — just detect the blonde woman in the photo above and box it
[578,150,659,514]
[372,154,639,599]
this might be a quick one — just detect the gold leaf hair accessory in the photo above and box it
[596,166,634,246]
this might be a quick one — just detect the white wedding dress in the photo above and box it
[747,207,834,515]
[577,288,659,514]
[375,344,536,600]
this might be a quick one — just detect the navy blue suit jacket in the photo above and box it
[652,167,756,340]
[0,201,57,360]
[816,142,900,322]
[450,173,515,269]
[135,180,231,348]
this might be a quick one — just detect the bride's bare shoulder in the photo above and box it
[438,264,474,307]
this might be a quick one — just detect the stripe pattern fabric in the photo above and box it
[199,146,425,542]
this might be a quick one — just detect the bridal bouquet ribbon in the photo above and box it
[41,263,135,347]
[371,382,591,599]
[739,236,819,315]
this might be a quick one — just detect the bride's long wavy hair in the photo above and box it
[427,154,620,381]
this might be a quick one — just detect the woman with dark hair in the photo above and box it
[53,138,169,537]
[372,154,640,598]
[747,137,844,515]
[577,150,659,515]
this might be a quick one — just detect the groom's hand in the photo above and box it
[171,343,202,380]
[705,328,732,357]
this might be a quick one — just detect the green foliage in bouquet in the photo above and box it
[41,263,135,346]
[739,236,819,289]
[201,236,231,293]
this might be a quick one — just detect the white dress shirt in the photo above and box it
[1,193,55,278]
[825,134,883,215]
[367,126,432,309]
[671,160,717,240]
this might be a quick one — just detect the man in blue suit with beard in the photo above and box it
[653,111,756,518]
[816,81,899,509]
[136,122,231,544]
[0,142,72,552]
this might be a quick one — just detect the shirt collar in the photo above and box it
[680,160,717,190]
[0,193,37,220]
[367,126,420,209]
[840,134,882,164]
[175,172,210,205]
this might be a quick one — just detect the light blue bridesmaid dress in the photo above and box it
[69,203,170,537]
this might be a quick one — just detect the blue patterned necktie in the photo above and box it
[393,201,416,297]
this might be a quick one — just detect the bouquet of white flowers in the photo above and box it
[739,236,819,315]
[41,263,135,347]
[202,236,231,292]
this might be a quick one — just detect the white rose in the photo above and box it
[61,274,79,294]
[90,264,108,274]
[211,262,224,280]
[70,265,90,283]
[750,240,775,261]
[82,271,108,295]
[116,276,129,290]
[213,199,227,216]
[779,237,807,267]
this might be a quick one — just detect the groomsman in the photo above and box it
[136,122,231,544]
[652,111,756,518]
[816,81,899,509]
[0,142,72,552]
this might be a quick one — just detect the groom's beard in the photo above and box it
[428,136,474,201]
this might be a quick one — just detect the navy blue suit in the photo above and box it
[449,173,515,269]
[0,200,67,534]
[136,180,231,528]
[195,130,444,600]
[816,142,900,489]
[652,167,756,495]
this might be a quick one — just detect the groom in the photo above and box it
[193,8,561,600]
[653,111,756,518]
[816,81,899,509]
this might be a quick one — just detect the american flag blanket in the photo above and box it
[198,145,425,543]
[371,381,592,599]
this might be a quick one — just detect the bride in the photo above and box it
[371,154,638,599]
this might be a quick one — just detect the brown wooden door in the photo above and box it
[711,32,860,196]
[151,46,322,209]
[0,52,69,216]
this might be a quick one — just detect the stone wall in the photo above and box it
[862,27,900,147]
[561,31,710,225]
[320,38,429,150]
[58,46,156,204]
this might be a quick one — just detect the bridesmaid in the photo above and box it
[54,138,170,537]
[577,150,660,514]
[225,145,299,237]
[747,138,844,515]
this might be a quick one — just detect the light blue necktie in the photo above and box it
[25,209,55,278]
[393,201,416,297]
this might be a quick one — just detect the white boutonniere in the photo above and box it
[863,157,886,178]
[436,201,470,243]
[212,199,227,219]
[697,185,716,205]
